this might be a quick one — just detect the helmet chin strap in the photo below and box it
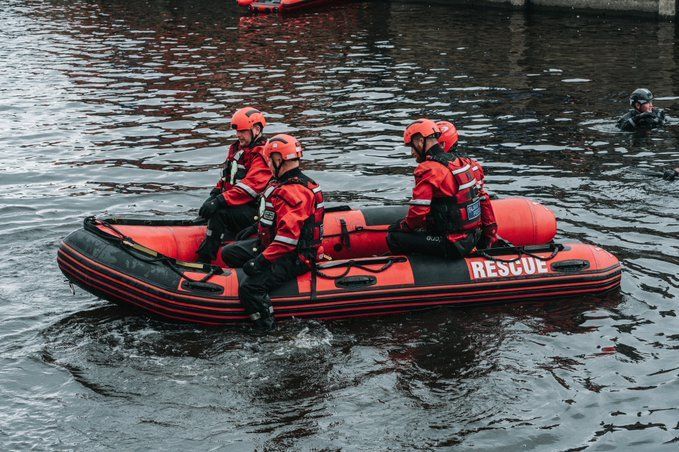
[416,140,428,162]
[250,128,261,146]
[272,159,283,179]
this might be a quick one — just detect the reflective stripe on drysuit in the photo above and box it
[257,169,325,264]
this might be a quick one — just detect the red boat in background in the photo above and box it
[237,0,340,13]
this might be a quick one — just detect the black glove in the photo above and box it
[634,111,654,121]
[388,219,409,233]
[199,194,226,219]
[209,188,221,198]
[235,224,258,241]
[662,168,678,181]
[243,254,270,276]
[656,109,667,126]
[634,111,657,127]
[476,224,498,250]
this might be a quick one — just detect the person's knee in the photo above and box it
[222,239,258,267]
[221,246,244,267]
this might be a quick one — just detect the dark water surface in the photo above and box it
[1,0,678,449]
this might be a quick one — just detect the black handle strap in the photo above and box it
[315,257,406,280]
[476,243,563,263]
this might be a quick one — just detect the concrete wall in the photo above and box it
[482,0,676,16]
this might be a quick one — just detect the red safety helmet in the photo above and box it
[230,107,267,131]
[436,121,459,152]
[403,119,440,146]
[263,134,303,165]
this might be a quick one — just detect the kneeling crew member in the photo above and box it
[617,88,667,131]
[221,134,324,330]
[387,119,497,258]
[196,107,272,263]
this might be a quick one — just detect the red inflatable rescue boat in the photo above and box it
[83,197,556,266]
[57,199,621,325]
[237,0,337,13]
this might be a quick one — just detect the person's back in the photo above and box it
[436,120,497,248]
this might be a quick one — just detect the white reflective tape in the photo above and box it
[458,179,477,190]
[235,182,257,198]
[260,218,273,226]
[264,186,276,198]
[628,118,636,126]
[285,153,297,160]
[233,150,243,161]
[237,164,246,170]
[316,202,325,208]
[229,162,238,184]
[409,199,431,206]
[274,235,299,245]
[312,186,322,193]
[471,166,479,172]
[452,164,471,175]
[265,202,274,208]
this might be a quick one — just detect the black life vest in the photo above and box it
[427,152,482,234]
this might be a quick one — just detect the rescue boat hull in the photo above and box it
[57,224,621,326]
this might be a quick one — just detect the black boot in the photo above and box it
[254,315,276,332]
[196,231,220,263]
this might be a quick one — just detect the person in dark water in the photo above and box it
[662,167,678,181]
[387,119,497,259]
[196,107,272,263]
[221,134,325,331]
[617,88,667,131]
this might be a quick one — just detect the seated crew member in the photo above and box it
[220,134,324,331]
[387,119,498,259]
[617,88,667,131]
[196,107,272,263]
[435,120,497,250]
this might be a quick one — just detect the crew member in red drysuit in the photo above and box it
[220,134,325,330]
[387,119,498,258]
[196,107,272,262]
